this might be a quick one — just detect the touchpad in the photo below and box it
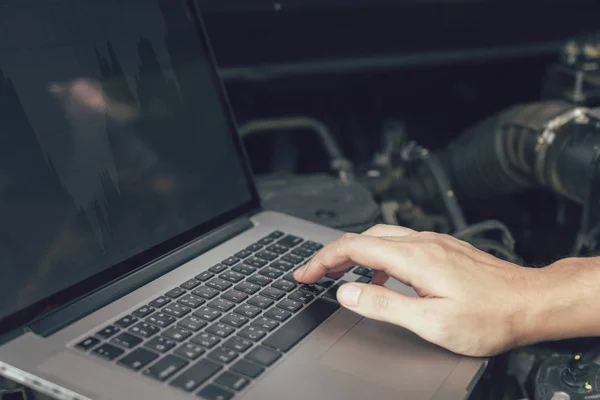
[319,317,461,399]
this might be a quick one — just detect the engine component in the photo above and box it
[531,353,600,400]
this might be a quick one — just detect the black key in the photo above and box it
[195,271,215,282]
[357,276,371,284]
[193,306,221,322]
[198,385,234,400]
[209,264,228,274]
[178,294,205,308]
[231,359,264,379]
[165,287,186,299]
[237,326,267,342]
[206,278,232,291]
[162,326,192,342]
[92,343,124,360]
[235,249,252,259]
[247,295,274,309]
[282,272,299,284]
[207,298,235,312]
[246,243,262,252]
[206,322,235,338]
[149,296,171,308]
[245,345,282,367]
[75,337,100,351]
[215,371,250,392]
[316,278,335,288]
[322,280,347,302]
[267,244,288,255]
[223,336,253,353]
[129,322,160,338]
[300,284,324,296]
[264,308,291,323]
[271,260,294,272]
[96,325,120,339]
[272,279,296,292]
[289,291,314,304]
[222,290,249,303]
[192,286,219,300]
[234,304,262,319]
[208,347,238,364]
[260,287,286,300]
[163,303,191,318]
[353,266,370,276]
[144,354,188,382]
[301,241,323,251]
[178,315,207,332]
[180,278,201,290]
[118,348,158,371]
[145,336,177,353]
[257,237,274,246]
[132,305,155,318]
[244,257,268,269]
[292,247,313,258]
[234,281,261,295]
[174,343,205,361]
[282,254,304,265]
[247,274,272,287]
[263,298,340,352]
[146,312,175,328]
[277,299,303,313]
[221,257,240,267]
[110,332,143,349]
[277,235,303,248]
[114,315,138,328]
[232,264,257,276]
[255,250,278,262]
[220,270,245,283]
[191,332,221,349]
[268,231,285,239]
[251,317,279,331]
[170,359,221,393]
[259,267,282,279]
[221,313,249,328]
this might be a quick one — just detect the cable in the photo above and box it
[453,220,516,252]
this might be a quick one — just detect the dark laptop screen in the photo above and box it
[0,0,256,326]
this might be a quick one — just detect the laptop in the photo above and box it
[0,1,486,399]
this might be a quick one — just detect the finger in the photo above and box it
[362,224,415,238]
[371,270,389,286]
[326,271,346,280]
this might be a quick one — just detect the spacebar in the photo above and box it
[263,298,340,352]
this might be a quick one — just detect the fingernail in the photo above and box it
[337,284,362,307]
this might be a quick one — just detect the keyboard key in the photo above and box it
[165,287,186,299]
[257,237,275,246]
[145,336,176,353]
[277,235,303,248]
[191,332,221,349]
[221,257,240,266]
[289,291,314,304]
[231,359,264,379]
[114,315,138,328]
[75,337,100,351]
[246,243,262,252]
[237,326,267,342]
[92,343,124,360]
[146,312,175,328]
[234,304,262,319]
[264,308,291,322]
[301,241,323,251]
[244,257,268,269]
[144,354,188,382]
[300,284,324,296]
[263,298,340,352]
[174,343,205,361]
[220,313,249,328]
[149,296,171,308]
[271,260,294,272]
[223,336,253,353]
[353,266,371,276]
[357,276,371,284]
[234,249,252,259]
[268,231,285,239]
[178,316,207,332]
[209,264,228,274]
[234,281,261,295]
[247,295,274,309]
[206,322,235,338]
[117,348,158,371]
[132,305,155,318]
[259,267,283,279]
[110,332,143,349]
[322,280,347,302]
[206,278,232,291]
[231,264,257,275]
[220,270,245,283]
[247,275,272,287]
[272,279,296,292]
[282,254,304,265]
[170,359,221,393]
[180,278,201,290]
[256,250,278,261]
[282,272,299,283]
[208,347,238,364]
[193,307,221,322]
[163,303,191,318]
[177,294,205,308]
[316,278,335,288]
[251,317,279,331]
[292,247,313,258]
[260,287,286,300]
[215,371,250,392]
[129,322,160,338]
[96,325,119,339]
[245,345,282,367]
[277,299,303,313]
[207,298,235,312]
[222,290,249,303]
[267,244,288,255]
[195,271,215,282]
[162,326,192,342]
[192,286,219,300]
[198,385,234,400]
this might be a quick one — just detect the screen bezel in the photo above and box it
[0,0,261,335]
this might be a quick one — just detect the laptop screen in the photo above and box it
[0,0,258,329]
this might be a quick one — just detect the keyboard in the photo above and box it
[73,231,360,399]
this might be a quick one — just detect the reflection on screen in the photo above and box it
[0,0,252,322]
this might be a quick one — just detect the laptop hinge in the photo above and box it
[28,215,255,337]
